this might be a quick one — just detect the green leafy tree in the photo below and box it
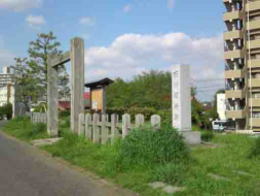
[12,32,70,105]
[107,70,171,109]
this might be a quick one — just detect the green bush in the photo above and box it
[117,126,190,169]
[201,131,214,142]
[59,115,70,128]
[59,110,70,118]
[0,103,13,120]
[249,137,260,158]
[107,107,157,120]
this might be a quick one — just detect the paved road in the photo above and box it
[0,123,136,196]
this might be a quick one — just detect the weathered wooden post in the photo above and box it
[122,113,131,138]
[70,38,85,133]
[85,113,92,140]
[151,115,161,130]
[47,56,59,136]
[93,113,99,143]
[111,114,117,143]
[78,113,85,135]
[101,114,108,144]
[135,114,144,128]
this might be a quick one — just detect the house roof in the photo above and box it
[85,78,113,88]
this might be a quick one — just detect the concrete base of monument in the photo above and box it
[180,131,201,145]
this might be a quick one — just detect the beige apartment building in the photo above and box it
[224,0,260,131]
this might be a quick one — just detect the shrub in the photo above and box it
[201,131,214,142]
[0,103,13,120]
[117,125,190,170]
[59,110,70,118]
[107,107,157,120]
[249,137,260,158]
[59,115,70,128]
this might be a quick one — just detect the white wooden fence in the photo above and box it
[78,113,161,144]
[30,112,47,124]
[30,112,161,144]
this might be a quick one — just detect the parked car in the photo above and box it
[212,120,227,132]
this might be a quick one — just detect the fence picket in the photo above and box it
[85,113,92,140]
[101,114,109,144]
[151,115,161,129]
[78,113,85,136]
[111,114,117,143]
[122,113,131,138]
[93,113,99,143]
[135,114,144,128]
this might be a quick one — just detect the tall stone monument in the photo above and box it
[172,65,201,145]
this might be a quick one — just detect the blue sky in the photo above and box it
[0,0,225,100]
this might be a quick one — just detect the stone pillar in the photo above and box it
[47,57,59,137]
[70,37,85,133]
[172,65,201,145]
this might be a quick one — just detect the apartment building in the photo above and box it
[0,66,15,107]
[224,0,260,131]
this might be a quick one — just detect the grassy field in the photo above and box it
[2,118,260,196]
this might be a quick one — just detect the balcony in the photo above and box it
[224,30,243,40]
[226,90,245,99]
[246,1,260,12]
[248,59,260,68]
[247,39,260,50]
[223,10,244,21]
[226,109,246,119]
[249,98,260,107]
[224,49,245,59]
[247,20,260,31]
[225,69,244,79]
[249,118,260,127]
[249,78,260,88]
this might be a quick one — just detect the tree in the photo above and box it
[12,32,70,105]
[107,70,171,109]
[12,58,39,108]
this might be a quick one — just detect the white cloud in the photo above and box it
[0,0,42,11]
[123,4,132,13]
[84,32,224,100]
[0,36,15,67]
[26,15,46,27]
[79,17,95,26]
[0,49,15,66]
[167,0,175,9]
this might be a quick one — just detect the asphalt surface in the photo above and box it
[0,121,136,196]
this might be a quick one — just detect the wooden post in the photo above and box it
[78,113,85,135]
[70,37,85,133]
[122,113,131,138]
[93,113,99,143]
[151,115,161,130]
[135,114,144,128]
[111,114,117,143]
[47,57,59,137]
[85,113,92,140]
[101,114,108,144]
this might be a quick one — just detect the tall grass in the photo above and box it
[3,116,48,141]
[249,136,260,158]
